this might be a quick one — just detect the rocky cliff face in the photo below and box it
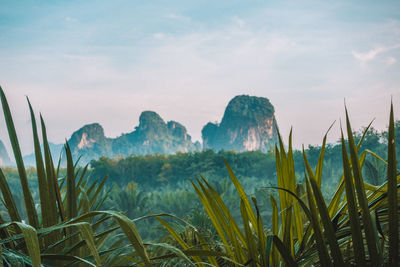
[115,111,196,156]
[0,140,11,166]
[22,95,278,165]
[202,95,278,152]
[68,123,113,164]
[61,111,197,164]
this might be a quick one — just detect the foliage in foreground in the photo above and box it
[0,87,155,266]
[0,85,399,266]
[159,103,399,266]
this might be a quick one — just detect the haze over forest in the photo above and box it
[1,0,400,156]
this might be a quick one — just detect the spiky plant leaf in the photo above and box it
[387,102,398,266]
[0,87,39,228]
[345,107,380,265]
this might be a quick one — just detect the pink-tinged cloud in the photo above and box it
[352,44,400,63]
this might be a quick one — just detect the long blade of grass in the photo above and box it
[106,211,151,267]
[89,175,108,209]
[340,128,366,265]
[305,176,332,267]
[196,179,247,262]
[0,87,39,228]
[0,168,21,222]
[76,223,102,266]
[272,235,296,267]
[27,98,52,233]
[191,181,233,258]
[328,120,373,218]
[200,176,246,244]
[270,195,279,266]
[387,101,398,266]
[303,148,345,265]
[315,122,335,187]
[155,216,203,265]
[345,108,380,265]
[65,142,77,220]
[224,159,257,228]
[287,130,304,244]
[0,222,41,267]
[145,243,196,266]
[240,198,257,266]
[41,115,65,225]
[40,254,97,267]
[308,175,344,265]
[282,205,293,257]
[252,197,267,266]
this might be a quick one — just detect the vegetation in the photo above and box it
[0,86,399,266]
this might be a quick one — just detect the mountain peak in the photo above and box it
[202,95,278,152]
[69,123,106,150]
[139,111,164,123]
[221,95,275,127]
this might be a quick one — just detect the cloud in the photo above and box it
[384,57,397,65]
[165,13,191,23]
[2,3,400,154]
[352,47,386,62]
[352,44,400,63]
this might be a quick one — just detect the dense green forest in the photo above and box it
[89,121,399,191]
[1,87,399,266]
[3,121,398,243]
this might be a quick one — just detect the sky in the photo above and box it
[0,0,400,155]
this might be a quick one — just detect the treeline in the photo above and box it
[89,121,400,191]
[90,150,276,188]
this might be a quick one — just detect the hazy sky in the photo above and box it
[1,0,400,155]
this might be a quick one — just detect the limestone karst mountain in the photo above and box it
[24,111,198,165]
[23,95,278,165]
[202,95,278,152]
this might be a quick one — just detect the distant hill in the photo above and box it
[23,95,279,165]
[202,95,278,152]
[0,140,11,166]
[34,111,199,165]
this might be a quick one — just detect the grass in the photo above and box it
[0,85,399,266]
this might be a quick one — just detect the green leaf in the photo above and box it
[270,195,279,266]
[155,216,203,265]
[308,175,344,265]
[303,147,344,265]
[272,235,296,267]
[0,168,21,222]
[40,115,65,229]
[0,87,39,228]
[340,128,365,265]
[106,211,151,266]
[27,98,53,236]
[240,198,257,266]
[0,222,41,267]
[76,223,102,266]
[224,159,257,229]
[345,107,380,265]
[191,180,235,259]
[305,177,332,267]
[40,254,97,267]
[387,101,398,266]
[65,142,77,220]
